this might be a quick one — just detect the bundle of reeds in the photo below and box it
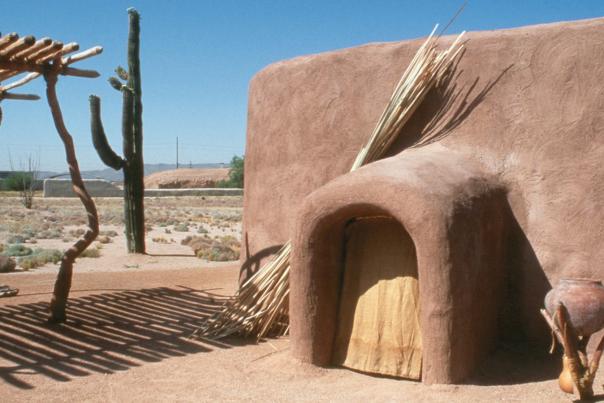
[197,26,465,340]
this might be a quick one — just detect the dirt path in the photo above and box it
[0,264,595,402]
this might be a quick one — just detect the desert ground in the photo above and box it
[0,195,600,402]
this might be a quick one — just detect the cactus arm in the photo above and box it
[89,95,124,170]
[108,76,124,91]
[115,66,128,81]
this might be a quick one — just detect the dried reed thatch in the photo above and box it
[196,26,466,340]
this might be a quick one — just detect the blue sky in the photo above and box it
[2,0,604,171]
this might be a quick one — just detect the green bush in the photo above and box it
[173,223,189,232]
[216,155,244,188]
[18,248,62,270]
[3,172,33,191]
[6,235,27,244]
[3,244,33,257]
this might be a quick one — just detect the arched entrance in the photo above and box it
[332,216,421,379]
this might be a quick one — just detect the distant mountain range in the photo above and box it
[35,163,229,182]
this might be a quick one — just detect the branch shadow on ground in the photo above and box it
[0,286,243,390]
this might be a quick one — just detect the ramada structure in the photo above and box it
[0,32,102,323]
[242,17,604,383]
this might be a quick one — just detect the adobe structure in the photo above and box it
[241,17,604,383]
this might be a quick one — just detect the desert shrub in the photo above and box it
[18,258,38,270]
[3,172,33,191]
[80,248,101,258]
[3,244,33,257]
[18,248,62,270]
[219,235,240,248]
[21,227,38,239]
[197,226,208,234]
[216,155,244,188]
[214,212,242,222]
[182,235,240,262]
[199,245,239,261]
[173,223,189,232]
[152,236,170,244]
[6,235,26,244]
[0,243,3,253]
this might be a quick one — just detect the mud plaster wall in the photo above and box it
[242,17,604,341]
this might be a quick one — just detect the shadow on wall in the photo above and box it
[0,287,244,390]
[500,201,552,345]
[464,200,555,386]
[385,61,514,156]
[239,232,283,283]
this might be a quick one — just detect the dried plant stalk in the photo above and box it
[197,26,466,340]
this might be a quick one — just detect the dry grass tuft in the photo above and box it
[182,235,240,261]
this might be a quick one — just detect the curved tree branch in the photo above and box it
[44,72,99,323]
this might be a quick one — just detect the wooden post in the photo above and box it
[44,72,99,323]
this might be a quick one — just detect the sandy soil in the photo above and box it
[0,196,600,402]
[0,264,598,403]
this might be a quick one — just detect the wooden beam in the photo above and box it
[61,66,100,78]
[0,72,41,91]
[0,33,19,51]
[0,36,35,58]
[0,69,22,82]
[26,41,62,63]
[11,37,52,61]
[35,42,79,65]
[0,92,40,100]
[0,63,100,79]
[62,46,103,65]
[59,42,79,56]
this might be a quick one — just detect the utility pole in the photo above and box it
[176,136,179,169]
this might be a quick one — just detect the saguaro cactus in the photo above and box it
[90,8,145,253]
